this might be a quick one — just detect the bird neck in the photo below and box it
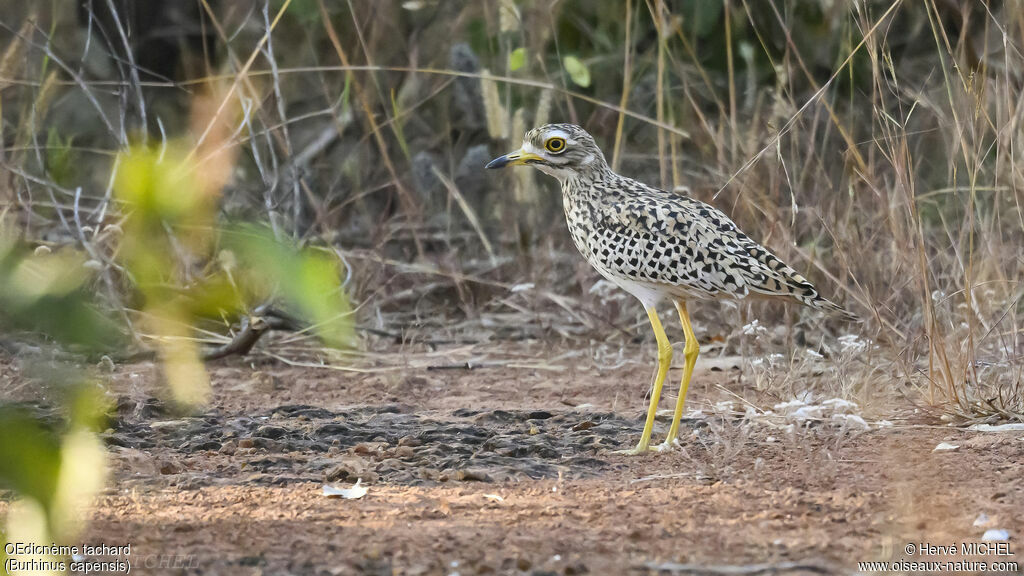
[561,165,618,200]
[561,165,614,207]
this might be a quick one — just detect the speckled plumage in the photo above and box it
[522,123,851,316]
[486,123,854,453]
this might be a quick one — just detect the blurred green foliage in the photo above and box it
[509,47,527,71]
[111,141,354,348]
[0,407,61,513]
[0,228,116,547]
[223,225,356,350]
[44,129,77,188]
[0,377,110,549]
[108,139,355,406]
[0,238,123,352]
[562,56,591,88]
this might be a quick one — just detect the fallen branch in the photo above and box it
[115,304,303,363]
[201,304,301,360]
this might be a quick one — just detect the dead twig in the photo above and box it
[116,304,303,363]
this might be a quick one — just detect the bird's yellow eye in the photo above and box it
[545,137,566,153]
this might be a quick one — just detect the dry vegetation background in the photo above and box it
[6,0,1015,409]
[0,0,1023,560]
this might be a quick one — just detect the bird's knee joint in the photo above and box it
[684,340,699,360]
[657,342,673,362]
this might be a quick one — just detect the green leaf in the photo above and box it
[46,129,76,187]
[0,242,124,352]
[508,47,527,71]
[0,407,62,513]
[390,89,411,161]
[562,56,591,88]
[114,145,204,223]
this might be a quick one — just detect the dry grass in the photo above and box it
[0,0,1021,421]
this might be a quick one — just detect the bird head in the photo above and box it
[485,123,609,181]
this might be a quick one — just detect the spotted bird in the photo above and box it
[486,123,856,453]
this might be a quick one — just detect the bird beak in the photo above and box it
[485,149,544,169]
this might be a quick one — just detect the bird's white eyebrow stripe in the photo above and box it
[545,129,570,142]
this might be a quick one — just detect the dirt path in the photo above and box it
[3,345,1023,575]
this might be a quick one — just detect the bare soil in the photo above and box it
[2,341,1023,576]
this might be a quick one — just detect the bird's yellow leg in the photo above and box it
[661,300,699,449]
[617,305,672,455]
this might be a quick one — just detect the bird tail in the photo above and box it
[800,292,860,323]
[764,265,860,322]
[740,240,859,322]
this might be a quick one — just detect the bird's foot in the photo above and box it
[654,437,680,452]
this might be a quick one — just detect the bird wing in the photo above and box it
[585,195,751,298]
[590,190,819,302]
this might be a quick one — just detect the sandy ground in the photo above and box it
[2,340,1023,575]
